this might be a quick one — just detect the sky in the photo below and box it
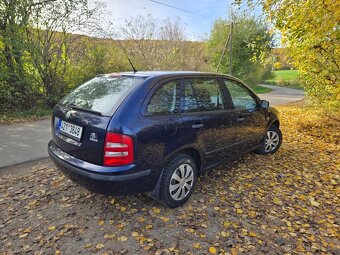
[97,0,262,41]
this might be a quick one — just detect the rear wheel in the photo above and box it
[256,125,282,154]
[159,154,197,208]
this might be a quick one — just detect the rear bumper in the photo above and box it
[48,141,156,195]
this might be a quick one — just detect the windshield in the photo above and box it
[59,76,144,116]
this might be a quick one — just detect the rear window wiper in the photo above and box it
[67,104,102,116]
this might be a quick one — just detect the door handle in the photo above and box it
[192,123,203,129]
[236,117,245,122]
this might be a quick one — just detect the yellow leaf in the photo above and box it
[137,216,145,222]
[273,197,282,205]
[48,226,56,231]
[23,227,32,233]
[19,233,28,238]
[119,236,127,241]
[236,208,243,214]
[104,233,115,239]
[98,220,104,226]
[209,246,217,254]
[309,197,320,207]
[84,243,92,248]
[160,216,170,222]
[231,248,238,255]
[55,250,61,255]
[221,231,229,237]
[120,207,127,212]
[95,243,105,249]
[249,231,257,237]
[132,232,139,237]
[185,228,195,233]
[109,198,115,204]
[223,221,231,227]
[248,211,256,218]
[152,207,161,214]
[194,243,201,249]
[28,200,38,206]
[145,224,153,229]
[201,223,208,228]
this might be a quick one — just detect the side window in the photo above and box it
[224,80,257,110]
[183,78,224,112]
[146,80,180,115]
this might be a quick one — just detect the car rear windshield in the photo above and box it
[59,76,144,116]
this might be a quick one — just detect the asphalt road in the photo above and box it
[0,120,51,168]
[0,85,304,169]
[258,84,305,106]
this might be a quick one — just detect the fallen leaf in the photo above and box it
[209,246,217,254]
[48,226,56,231]
[95,243,104,249]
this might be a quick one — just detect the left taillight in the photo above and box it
[103,132,134,166]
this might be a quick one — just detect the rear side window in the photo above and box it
[59,76,144,116]
[223,79,257,110]
[182,78,224,112]
[146,80,180,115]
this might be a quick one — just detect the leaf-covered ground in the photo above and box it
[0,103,339,255]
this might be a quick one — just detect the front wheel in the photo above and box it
[256,125,282,154]
[159,154,197,208]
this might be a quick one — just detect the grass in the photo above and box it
[0,108,52,125]
[251,85,272,94]
[263,70,302,89]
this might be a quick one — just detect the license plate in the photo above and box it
[58,120,83,141]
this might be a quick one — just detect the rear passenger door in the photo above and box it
[223,79,267,153]
[180,77,236,169]
[139,79,183,165]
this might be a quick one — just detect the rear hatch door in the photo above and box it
[52,75,144,165]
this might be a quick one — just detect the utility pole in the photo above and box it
[229,21,234,75]
[216,31,231,73]
[216,21,234,74]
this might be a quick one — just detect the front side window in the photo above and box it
[146,80,180,115]
[182,78,224,112]
[224,80,257,110]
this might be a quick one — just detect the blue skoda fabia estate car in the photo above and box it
[48,71,282,208]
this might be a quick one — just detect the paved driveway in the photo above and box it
[0,120,51,168]
[0,85,304,168]
[258,85,305,106]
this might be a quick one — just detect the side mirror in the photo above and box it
[261,100,269,109]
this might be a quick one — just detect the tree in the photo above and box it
[107,14,209,71]
[25,0,104,106]
[235,0,339,104]
[0,0,43,110]
[208,15,273,86]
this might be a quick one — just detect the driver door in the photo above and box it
[222,79,267,154]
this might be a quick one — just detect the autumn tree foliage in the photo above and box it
[207,15,273,87]
[0,4,209,112]
[236,0,339,104]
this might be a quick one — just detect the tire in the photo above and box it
[159,154,197,208]
[256,125,282,155]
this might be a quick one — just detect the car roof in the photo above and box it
[104,71,221,78]
[101,71,247,87]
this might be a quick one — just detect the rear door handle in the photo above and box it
[236,117,245,122]
[192,123,203,129]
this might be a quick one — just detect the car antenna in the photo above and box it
[116,40,137,73]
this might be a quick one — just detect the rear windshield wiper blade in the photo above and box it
[67,104,102,116]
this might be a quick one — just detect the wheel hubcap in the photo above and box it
[169,164,194,201]
[265,130,280,152]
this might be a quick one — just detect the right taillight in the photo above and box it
[103,132,134,166]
